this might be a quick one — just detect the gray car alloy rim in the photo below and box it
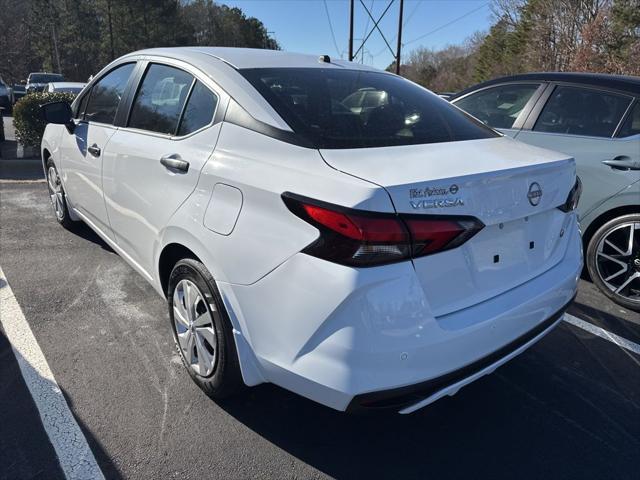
[173,279,218,376]
[47,166,64,221]
[595,221,640,303]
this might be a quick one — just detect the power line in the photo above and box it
[353,0,396,60]
[371,0,422,58]
[323,0,342,57]
[403,2,489,45]
[360,0,375,62]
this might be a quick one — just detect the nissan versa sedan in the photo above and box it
[451,73,640,311]
[40,48,582,413]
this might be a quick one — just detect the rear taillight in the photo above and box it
[558,176,582,213]
[283,193,484,267]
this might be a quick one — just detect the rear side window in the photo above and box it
[454,84,539,129]
[240,68,498,149]
[177,81,218,136]
[128,64,194,135]
[534,86,631,138]
[84,63,135,124]
[617,101,640,137]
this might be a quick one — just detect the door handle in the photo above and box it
[160,154,189,172]
[87,144,101,157]
[602,156,640,171]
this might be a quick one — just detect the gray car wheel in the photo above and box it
[587,214,640,312]
[167,258,244,399]
[46,158,76,229]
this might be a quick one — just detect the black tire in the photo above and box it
[45,158,76,229]
[586,213,640,312]
[167,258,244,399]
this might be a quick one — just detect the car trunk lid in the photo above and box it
[320,137,576,316]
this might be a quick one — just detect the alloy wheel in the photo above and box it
[172,279,218,377]
[47,166,65,221]
[595,221,640,304]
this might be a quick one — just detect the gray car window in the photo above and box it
[177,81,218,136]
[534,86,631,138]
[454,84,539,129]
[128,64,194,135]
[84,63,135,125]
[616,101,640,138]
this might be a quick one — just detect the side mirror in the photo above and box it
[40,101,75,133]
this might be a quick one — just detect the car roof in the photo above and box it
[129,47,376,71]
[110,47,385,131]
[453,72,640,98]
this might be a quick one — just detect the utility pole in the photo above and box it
[348,0,405,75]
[348,0,354,61]
[395,0,404,74]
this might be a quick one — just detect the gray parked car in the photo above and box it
[451,73,639,311]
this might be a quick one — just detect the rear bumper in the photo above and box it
[347,297,572,413]
[223,215,582,412]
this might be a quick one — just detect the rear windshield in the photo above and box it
[29,73,64,83]
[240,68,498,149]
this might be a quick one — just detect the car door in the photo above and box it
[452,83,545,138]
[102,61,226,275]
[514,85,639,219]
[59,62,136,240]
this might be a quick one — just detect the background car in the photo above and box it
[451,73,640,311]
[26,72,64,94]
[0,77,12,113]
[11,83,26,104]
[46,82,86,95]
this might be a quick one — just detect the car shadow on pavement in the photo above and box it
[67,221,115,254]
[0,330,122,480]
[217,327,640,480]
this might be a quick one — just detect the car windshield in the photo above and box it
[240,68,498,149]
[30,73,64,83]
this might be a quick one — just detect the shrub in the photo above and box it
[13,92,76,148]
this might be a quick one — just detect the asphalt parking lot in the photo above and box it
[1,117,639,479]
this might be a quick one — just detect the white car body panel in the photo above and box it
[59,122,118,240]
[41,47,582,413]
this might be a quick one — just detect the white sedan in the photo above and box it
[46,81,86,95]
[39,47,582,413]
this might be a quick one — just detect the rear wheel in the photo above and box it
[586,214,640,312]
[167,258,243,399]
[46,158,75,229]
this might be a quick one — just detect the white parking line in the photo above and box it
[564,313,640,356]
[0,266,105,480]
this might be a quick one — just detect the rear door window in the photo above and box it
[534,86,632,137]
[616,101,640,137]
[454,84,540,129]
[128,64,194,135]
[177,81,218,136]
[84,63,135,125]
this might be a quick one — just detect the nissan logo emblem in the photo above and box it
[527,182,542,206]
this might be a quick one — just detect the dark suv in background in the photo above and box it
[0,77,12,113]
